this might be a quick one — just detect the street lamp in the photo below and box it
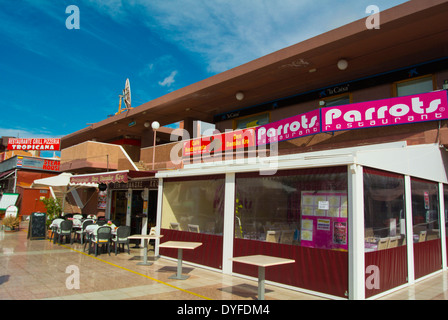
[151,121,160,170]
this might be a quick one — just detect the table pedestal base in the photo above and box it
[258,266,266,300]
[168,248,190,280]
[168,274,190,280]
[137,239,152,266]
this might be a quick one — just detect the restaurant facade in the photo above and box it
[69,170,158,236]
[0,151,61,217]
[59,1,448,299]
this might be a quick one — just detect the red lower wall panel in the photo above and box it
[233,238,348,298]
[365,246,407,298]
[414,239,442,280]
[160,229,223,270]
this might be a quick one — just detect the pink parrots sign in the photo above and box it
[321,91,448,132]
[256,109,320,145]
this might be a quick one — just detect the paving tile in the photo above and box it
[2,223,448,301]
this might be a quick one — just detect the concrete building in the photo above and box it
[61,1,448,299]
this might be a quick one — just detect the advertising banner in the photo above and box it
[256,109,320,145]
[14,156,60,172]
[70,171,128,184]
[321,90,448,132]
[182,91,448,158]
[183,128,255,157]
[7,138,61,151]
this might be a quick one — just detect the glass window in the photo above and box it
[235,112,270,129]
[363,168,406,251]
[396,75,434,97]
[411,178,440,242]
[161,177,225,235]
[235,167,348,250]
[322,94,351,107]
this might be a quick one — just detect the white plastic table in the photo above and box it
[231,255,295,300]
[159,241,202,280]
[128,234,164,266]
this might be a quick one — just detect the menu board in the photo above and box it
[300,191,348,250]
[28,212,47,240]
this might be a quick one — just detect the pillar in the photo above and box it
[348,164,365,300]
[222,172,236,274]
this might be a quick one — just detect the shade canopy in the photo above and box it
[31,172,98,214]
[32,172,98,188]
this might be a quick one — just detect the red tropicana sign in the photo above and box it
[7,138,61,151]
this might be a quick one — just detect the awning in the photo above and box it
[0,170,15,181]
[32,172,97,188]
[69,170,157,185]
[32,172,99,212]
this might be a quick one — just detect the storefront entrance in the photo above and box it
[109,179,159,236]
[130,190,144,235]
[111,190,127,226]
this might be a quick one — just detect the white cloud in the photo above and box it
[71,0,409,74]
[121,0,406,73]
[158,70,178,87]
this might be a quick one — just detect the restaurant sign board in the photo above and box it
[321,91,448,132]
[183,129,255,157]
[181,91,448,157]
[70,172,128,185]
[256,109,320,146]
[7,138,61,151]
[15,156,60,172]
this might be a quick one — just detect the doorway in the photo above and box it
[130,190,144,235]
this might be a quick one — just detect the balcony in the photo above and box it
[61,141,138,173]
[140,141,183,171]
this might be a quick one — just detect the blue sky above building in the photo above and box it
[0,0,407,140]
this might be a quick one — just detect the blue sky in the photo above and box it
[0,0,407,141]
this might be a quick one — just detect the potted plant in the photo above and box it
[2,216,21,232]
[40,197,62,230]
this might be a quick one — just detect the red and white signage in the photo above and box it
[183,129,255,157]
[43,159,60,171]
[7,138,61,151]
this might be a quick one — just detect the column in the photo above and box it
[404,175,415,285]
[154,178,163,257]
[126,188,132,227]
[105,187,112,220]
[348,164,365,300]
[222,172,236,274]
[140,188,149,246]
[439,183,447,270]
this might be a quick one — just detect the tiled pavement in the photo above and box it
[1,222,447,301]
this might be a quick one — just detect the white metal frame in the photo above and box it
[154,142,448,299]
